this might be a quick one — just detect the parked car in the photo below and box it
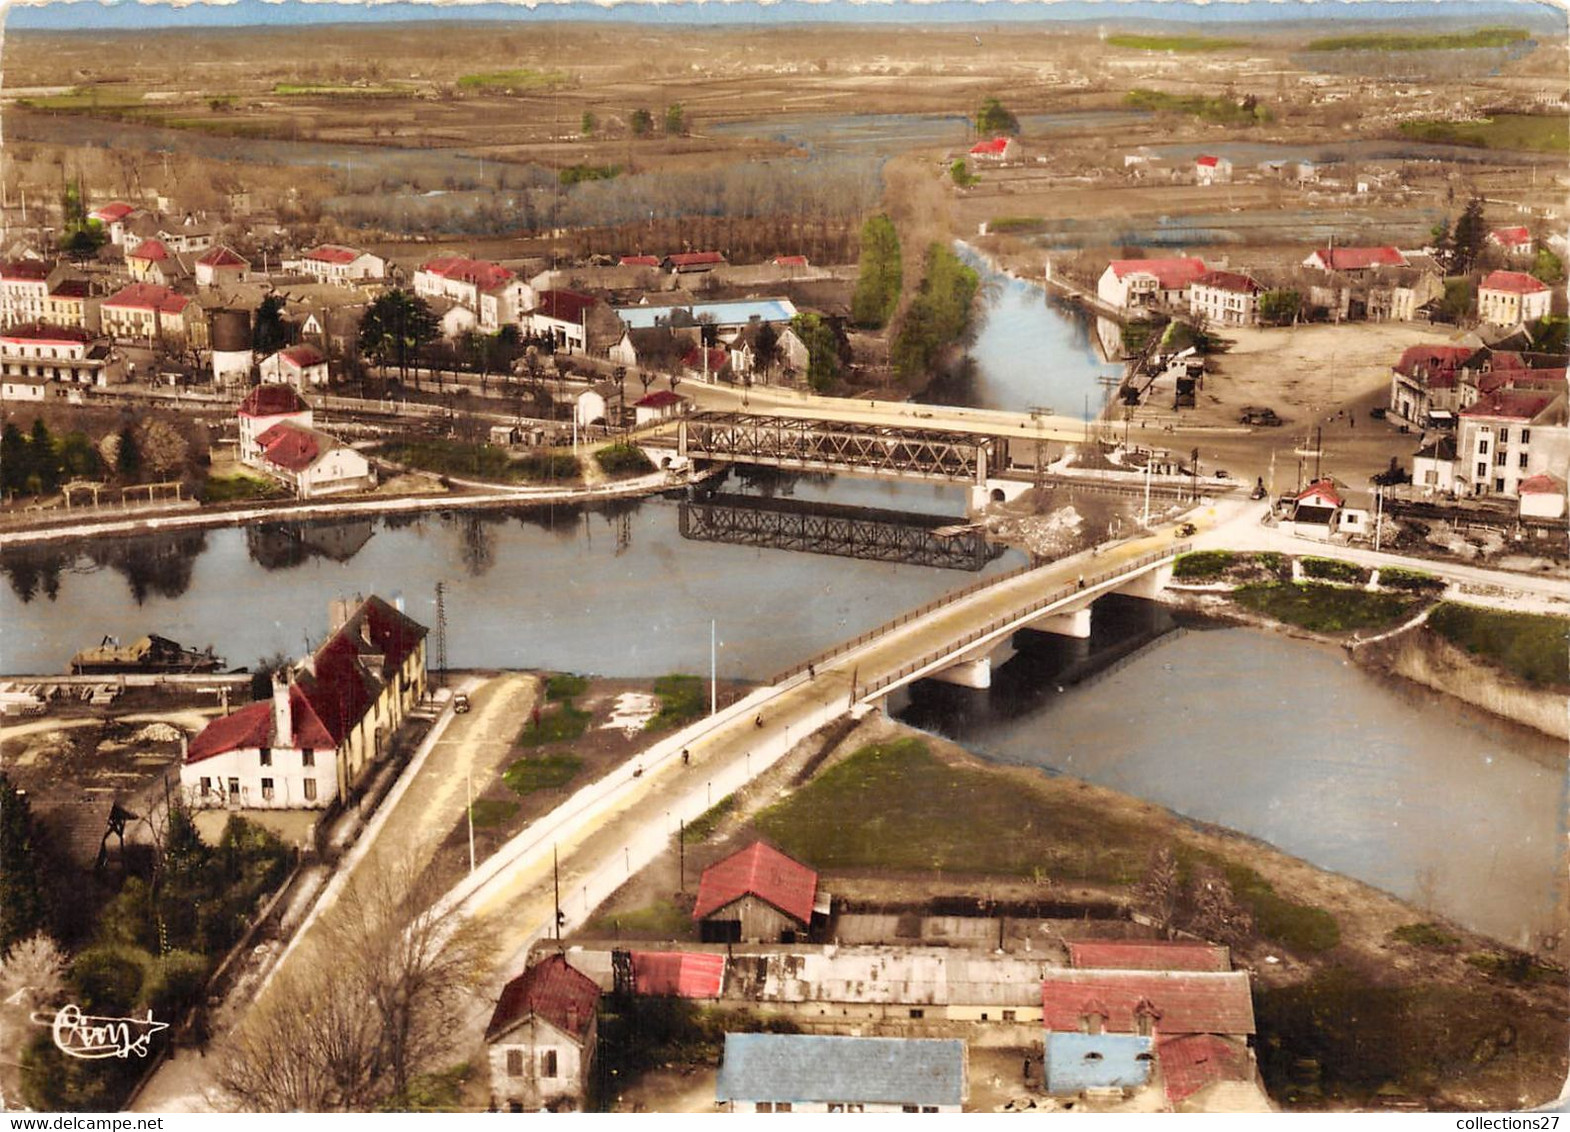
[1238,407,1283,427]
[1369,406,1388,420]
[452,692,471,714]
[1214,469,1231,480]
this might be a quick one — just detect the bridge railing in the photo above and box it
[768,542,1189,688]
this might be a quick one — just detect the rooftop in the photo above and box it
[239,383,310,418]
[487,955,599,1044]
[1480,270,1550,295]
[1067,941,1231,973]
[716,1034,965,1108]
[1041,970,1257,1037]
[615,298,798,330]
[693,840,817,925]
[1309,246,1407,272]
[103,282,190,315]
[1107,257,1209,290]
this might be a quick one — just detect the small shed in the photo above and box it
[693,841,819,943]
[1519,473,1567,520]
[633,390,688,427]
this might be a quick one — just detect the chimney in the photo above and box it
[328,597,353,634]
[565,1005,579,1034]
[271,672,292,745]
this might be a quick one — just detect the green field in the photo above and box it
[273,82,403,97]
[17,86,145,112]
[1106,33,1246,52]
[199,472,286,504]
[1427,604,1570,688]
[1306,26,1531,51]
[457,68,568,91]
[1230,583,1417,633]
[502,751,583,794]
[1398,114,1568,154]
[375,439,581,484]
[1125,88,1271,125]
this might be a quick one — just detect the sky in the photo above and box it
[3,0,1563,31]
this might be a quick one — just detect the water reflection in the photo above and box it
[3,531,210,607]
[246,521,375,571]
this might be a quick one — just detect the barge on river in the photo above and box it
[69,634,225,675]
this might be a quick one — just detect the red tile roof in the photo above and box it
[772,255,809,266]
[1461,389,1558,421]
[420,255,515,293]
[487,955,600,1043]
[1480,270,1549,295]
[89,201,137,223]
[619,255,661,267]
[634,390,684,408]
[664,252,726,268]
[103,282,189,315]
[303,244,366,265]
[1109,257,1209,290]
[1041,971,1256,1036]
[0,323,92,346]
[1489,226,1531,246]
[280,343,327,368]
[1310,246,1407,271]
[129,238,171,262]
[1158,1034,1254,1105]
[197,245,249,269]
[1195,154,1221,167]
[186,683,335,763]
[1068,941,1231,972]
[256,422,323,473]
[1519,473,1565,495]
[1295,479,1343,508]
[693,841,817,925]
[49,279,91,299]
[535,289,597,323]
[1393,345,1472,385]
[0,261,54,281]
[630,951,726,998]
[970,137,1012,156]
[1193,270,1259,294]
[239,383,309,417]
[1476,367,1566,395]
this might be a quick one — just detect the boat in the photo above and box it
[68,635,226,675]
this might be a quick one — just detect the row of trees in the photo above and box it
[1136,845,1254,949]
[851,213,902,329]
[1,418,194,499]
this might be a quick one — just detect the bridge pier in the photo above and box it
[970,477,1033,514]
[926,637,1016,690]
[1024,606,1092,639]
[1113,562,1174,599]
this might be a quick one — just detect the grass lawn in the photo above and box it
[1229,583,1417,633]
[375,439,581,484]
[1399,114,1568,154]
[1107,33,1246,51]
[502,751,583,795]
[1390,922,1462,951]
[681,795,735,843]
[457,68,568,91]
[1173,550,1238,579]
[468,798,520,829]
[583,897,692,938]
[546,673,589,702]
[515,702,590,748]
[648,675,706,731]
[200,472,286,504]
[1426,604,1570,688]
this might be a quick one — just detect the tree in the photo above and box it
[0,774,47,951]
[1532,246,1564,285]
[358,289,439,384]
[949,159,977,187]
[58,431,101,480]
[581,109,596,136]
[630,107,653,137]
[0,932,68,1009]
[664,102,685,136]
[1136,846,1181,937]
[220,854,496,1111]
[851,213,902,329]
[115,426,141,479]
[1451,197,1488,276]
[136,418,190,480]
[254,294,289,354]
[791,312,842,393]
[27,418,58,494]
[754,321,780,380]
[975,96,1020,136]
[2,420,31,496]
[1186,867,1254,949]
[1257,290,1301,327]
[1430,217,1455,274]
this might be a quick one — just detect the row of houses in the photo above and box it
[1096,246,1554,329]
[486,841,1266,1113]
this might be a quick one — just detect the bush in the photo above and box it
[510,451,581,483]
[503,752,583,794]
[70,944,150,1015]
[1377,567,1444,593]
[515,703,590,747]
[142,950,210,1020]
[1391,922,1461,950]
[1427,604,1570,688]
[1230,583,1417,633]
[594,443,653,477]
[1173,551,1237,579]
[1300,556,1368,584]
[200,473,286,504]
[546,673,589,701]
[1252,552,1290,579]
[649,674,705,730]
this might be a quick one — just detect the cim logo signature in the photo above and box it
[30,1004,170,1060]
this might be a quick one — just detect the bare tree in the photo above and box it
[1186,866,1254,949]
[220,853,496,1111]
[1135,845,1181,937]
[0,932,68,1009]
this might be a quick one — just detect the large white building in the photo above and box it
[294,244,386,285]
[716,1034,966,1114]
[413,255,529,332]
[1097,258,1208,312]
[0,324,120,402]
[1456,387,1569,499]
[1188,271,1261,327]
[1477,270,1552,326]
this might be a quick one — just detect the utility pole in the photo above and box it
[434,581,448,690]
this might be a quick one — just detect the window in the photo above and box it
[1498,428,1509,444]
[909,1008,924,1019]
[1495,478,1506,493]
[200,777,211,796]
[260,748,272,767]
[1002,1010,1017,1022]
[1084,1052,1104,1061]
[304,779,317,802]
[506,1049,523,1077]
[1496,451,1508,467]
[540,1049,557,1078]
[1520,453,1530,470]
[756,1103,774,1114]
[846,1105,864,1113]
[1521,429,1531,444]
[922,1107,938,1114]
[1424,470,1437,485]
[776,1104,792,1113]
[302,749,315,768]
[228,777,240,796]
[1476,462,1488,478]
[903,1107,919,1114]
[828,1104,844,1113]
[261,778,274,801]
[1477,439,1489,456]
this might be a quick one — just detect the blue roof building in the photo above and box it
[613,298,799,333]
[716,1034,966,1113]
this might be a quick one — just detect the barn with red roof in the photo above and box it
[1302,245,1408,273]
[693,841,820,942]
[662,250,727,274]
[969,136,1018,161]
[485,954,600,1112]
[180,595,427,810]
[194,244,250,288]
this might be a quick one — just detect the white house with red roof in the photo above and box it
[413,255,529,331]
[0,324,120,402]
[1284,479,1349,541]
[294,244,386,285]
[1194,154,1232,185]
[1388,343,1475,425]
[0,260,67,328]
[259,343,330,388]
[125,238,188,287]
[527,289,615,355]
[1518,473,1566,520]
[1040,969,1258,1105]
[100,282,192,346]
[632,389,688,427]
[662,251,727,274]
[1302,246,1408,274]
[88,201,146,245]
[194,245,250,288]
[1457,387,1569,498]
[1477,270,1552,326]
[486,954,600,1112]
[1097,257,1209,312]
[618,254,661,268]
[969,136,1018,162]
[250,421,373,498]
[693,841,821,943]
[1488,226,1534,257]
[180,596,427,810]
[1188,270,1260,326]
[237,382,312,461]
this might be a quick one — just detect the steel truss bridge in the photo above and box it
[679,492,1001,571]
[677,412,997,484]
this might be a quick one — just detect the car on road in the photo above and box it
[1176,522,1198,537]
[1214,469,1231,480]
[1238,407,1283,427]
[1369,406,1388,420]
[452,692,471,714]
